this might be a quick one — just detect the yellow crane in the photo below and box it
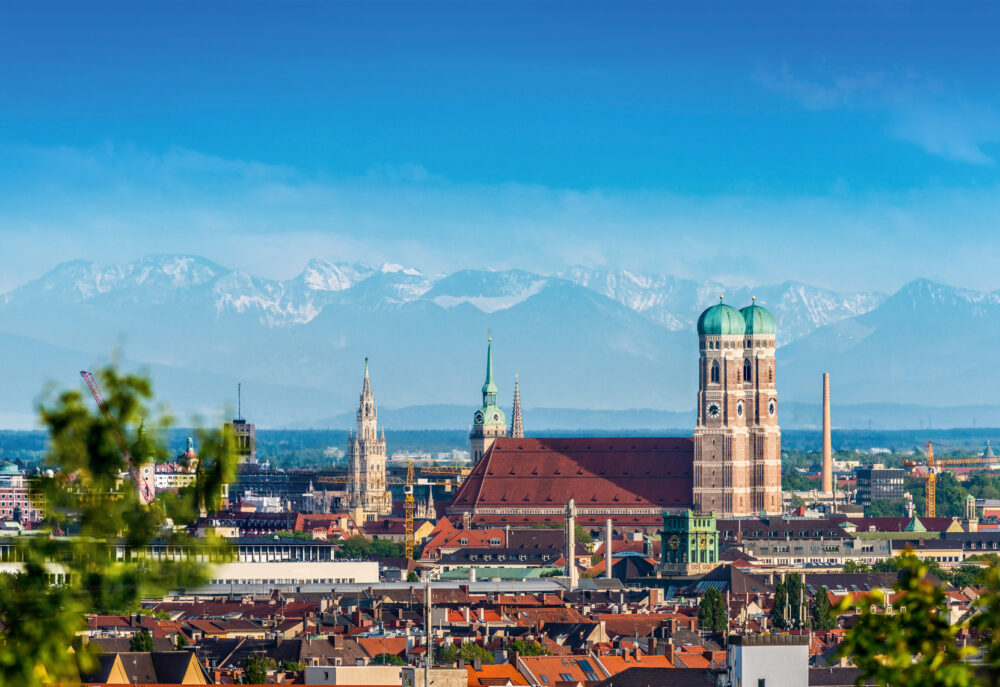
[904,441,997,517]
[316,461,451,559]
[420,466,471,476]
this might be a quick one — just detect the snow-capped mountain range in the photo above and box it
[0,254,996,429]
[1,254,885,341]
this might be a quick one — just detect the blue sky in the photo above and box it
[1,1,999,293]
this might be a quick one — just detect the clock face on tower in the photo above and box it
[707,403,721,418]
[669,535,680,550]
[475,411,484,423]
[492,412,500,422]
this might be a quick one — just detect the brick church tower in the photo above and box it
[694,297,782,516]
[740,299,782,515]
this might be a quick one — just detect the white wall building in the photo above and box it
[726,634,808,687]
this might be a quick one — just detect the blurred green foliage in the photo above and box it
[0,364,236,687]
[835,553,982,687]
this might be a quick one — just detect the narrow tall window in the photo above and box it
[711,360,720,383]
[744,358,752,381]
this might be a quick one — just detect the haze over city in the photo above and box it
[4,4,1000,687]
[3,3,1000,429]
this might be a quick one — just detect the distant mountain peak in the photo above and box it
[378,262,422,276]
[299,258,374,292]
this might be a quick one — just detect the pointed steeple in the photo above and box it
[511,374,524,439]
[482,335,498,406]
[362,357,371,397]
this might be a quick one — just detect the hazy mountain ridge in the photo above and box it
[4,256,886,343]
[558,267,886,343]
[0,256,993,430]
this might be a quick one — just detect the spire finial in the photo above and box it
[752,295,756,303]
[719,294,724,303]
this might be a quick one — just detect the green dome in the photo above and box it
[697,302,746,336]
[740,303,777,336]
[0,463,19,475]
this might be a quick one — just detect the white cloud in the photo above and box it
[2,143,1000,294]
[755,64,1000,165]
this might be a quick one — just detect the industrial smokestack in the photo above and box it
[605,519,613,580]
[822,373,833,493]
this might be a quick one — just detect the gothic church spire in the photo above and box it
[511,374,524,439]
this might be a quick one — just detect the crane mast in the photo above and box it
[904,440,997,518]
[80,370,155,504]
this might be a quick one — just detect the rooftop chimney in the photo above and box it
[822,373,833,493]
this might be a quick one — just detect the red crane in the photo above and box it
[80,370,155,504]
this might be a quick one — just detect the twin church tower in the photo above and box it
[694,298,782,516]
[468,297,782,518]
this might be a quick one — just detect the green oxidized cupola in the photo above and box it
[696,296,746,336]
[739,297,777,336]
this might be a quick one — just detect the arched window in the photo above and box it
[710,360,720,383]
[743,358,752,382]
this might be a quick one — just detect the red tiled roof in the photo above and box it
[358,637,408,658]
[449,437,694,513]
[519,655,602,683]
[599,654,674,674]
[468,663,529,687]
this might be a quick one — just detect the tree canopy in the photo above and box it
[371,653,406,666]
[338,535,405,559]
[129,630,154,652]
[811,586,837,630]
[241,653,276,684]
[0,364,237,687]
[770,572,807,630]
[835,553,990,687]
[698,587,727,633]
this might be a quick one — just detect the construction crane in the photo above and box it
[403,461,415,559]
[904,441,998,517]
[316,461,452,560]
[80,370,155,504]
[420,466,471,476]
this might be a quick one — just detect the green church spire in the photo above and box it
[482,335,499,404]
